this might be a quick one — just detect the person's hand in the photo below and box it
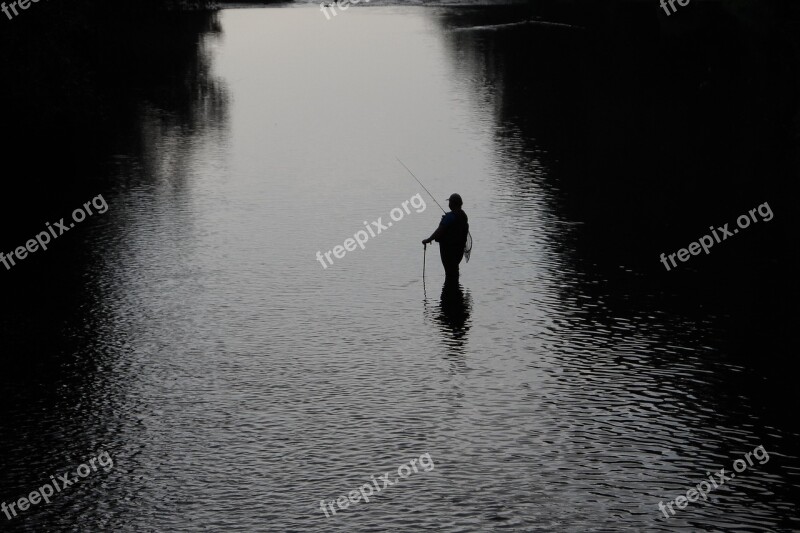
[422,238,431,245]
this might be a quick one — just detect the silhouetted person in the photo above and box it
[422,193,469,280]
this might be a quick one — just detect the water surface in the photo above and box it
[1,5,798,532]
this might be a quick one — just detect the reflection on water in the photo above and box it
[426,279,472,356]
[0,5,798,533]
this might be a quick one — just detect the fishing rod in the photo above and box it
[396,157,447,214]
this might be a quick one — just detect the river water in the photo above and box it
[1,5,798,532]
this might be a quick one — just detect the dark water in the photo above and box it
[1,5,798,532]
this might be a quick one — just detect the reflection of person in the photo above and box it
[424,278,471,355]
[439,279,470,337]
[422,193,469,279]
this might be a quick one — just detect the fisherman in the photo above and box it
[422,193,469,279]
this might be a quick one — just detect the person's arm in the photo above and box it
[422,224,445,245]
[423,213,452,245]
[422,213,453,244]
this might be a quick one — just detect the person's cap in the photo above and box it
[447,193,463,206]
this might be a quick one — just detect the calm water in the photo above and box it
[1,5,798,532]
